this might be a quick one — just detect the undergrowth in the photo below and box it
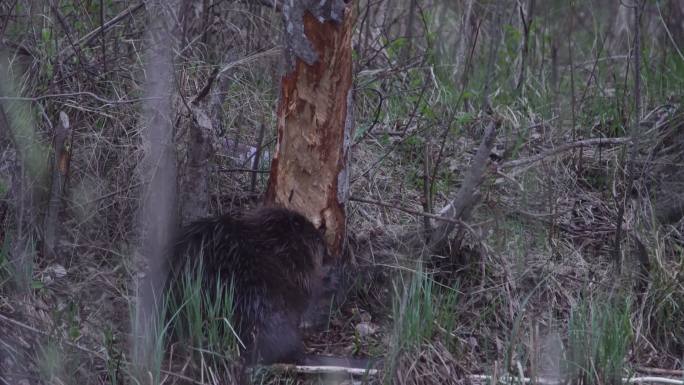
[0,1,683,384]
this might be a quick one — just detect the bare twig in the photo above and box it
[656,2,684,61]
[58,3,145,61]
[613,0,643,270]
[220,167,269,174]
[422,137,432,236]
[354,75,431,182]
[100,0,106,77]
[253,0,282,12]
[191,67,219,105]
[250,121,267,192]
[218,47,282,75]
[353,87,383,145]
[430,17,483,203]
[50,0,89,72]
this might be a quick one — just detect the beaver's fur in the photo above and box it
[167,206,329,364]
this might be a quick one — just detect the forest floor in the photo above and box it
[2,103,683,385]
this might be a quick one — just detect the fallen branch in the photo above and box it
[351,196,462,225]
[3,310,679,385]
[501,137,630,169]
[468,374,683,385]
[267,363,378,377]
[636,367,684,377]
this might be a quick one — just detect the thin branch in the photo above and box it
[613,0,644,270]
[253,0,282,12]
[219,167,269,174]
[191,67,219,104]
[251,121,267,192]
[354,76,432,182]
[422,138,433,236]
[353,87,384,145]
[49,0,89,71]
[58,3,145,60]
[656,2,684,61]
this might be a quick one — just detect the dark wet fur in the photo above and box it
[167,207,329,365]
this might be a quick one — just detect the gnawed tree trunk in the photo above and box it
[43,111,72,262]
[266,1,355,257]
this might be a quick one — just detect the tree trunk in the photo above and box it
[266,1,355,257]
[43,112,71,262]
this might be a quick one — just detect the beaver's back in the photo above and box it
[167,206,328,364]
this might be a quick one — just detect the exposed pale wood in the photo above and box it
[43,111,71,261]
[267,363,378,376]
[266,1,355,256]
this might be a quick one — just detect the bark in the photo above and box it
[452,0,475,79]
[178,6,228,224]
[516,0,535,93]
[0,56,49,291]
[134,1,178,368]
[403,0,418,60]
[180,107,212,224]
[266,0,355,257]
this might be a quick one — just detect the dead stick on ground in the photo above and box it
[501,137,630,170]
[468,374,683,385]
[264,364,378,377]
[351,196,462,225]
[635,367,684,376]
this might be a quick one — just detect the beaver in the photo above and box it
[166,206,330,365]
